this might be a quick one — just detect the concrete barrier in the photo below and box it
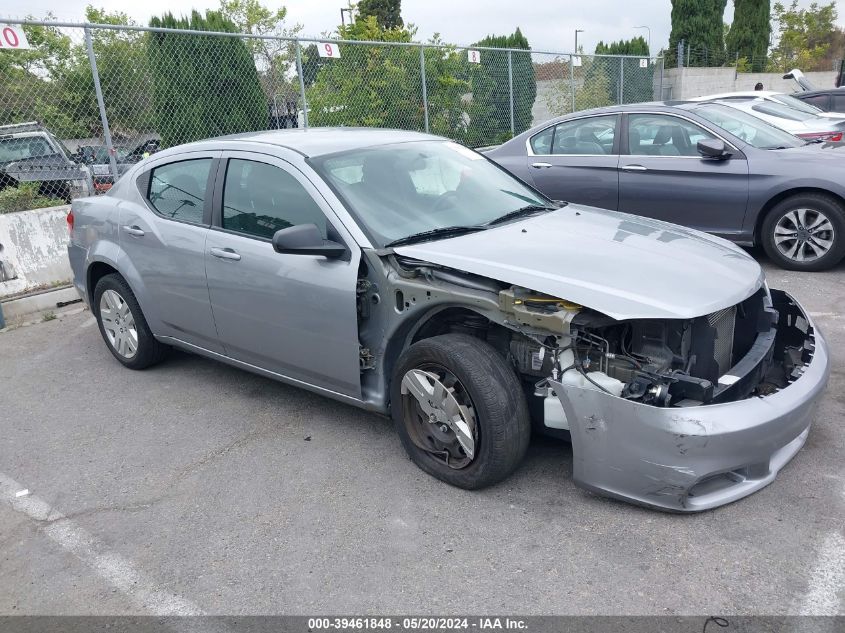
[0,204,73,299]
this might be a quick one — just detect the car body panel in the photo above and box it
[204,150,362,398]
[551,291,828,511]
[395,206,763,320]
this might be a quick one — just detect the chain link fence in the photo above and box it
[0,20,663,207]
[665,40,843,74]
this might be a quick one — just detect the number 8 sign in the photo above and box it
[467,50,481,64]
[0,24,31,50]
[318,42,341,59]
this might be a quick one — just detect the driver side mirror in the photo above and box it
[697,139,732,160]
[272,223,346,259]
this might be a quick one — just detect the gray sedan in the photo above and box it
[68,129,828,511]
[486,102,845,271]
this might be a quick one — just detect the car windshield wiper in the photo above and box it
[385,224,488,248]
[485,203,561,227]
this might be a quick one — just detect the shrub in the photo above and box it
[0,183,65,214]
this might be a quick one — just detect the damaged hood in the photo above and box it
[393,206,764,320]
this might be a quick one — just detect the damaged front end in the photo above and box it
[531,288,829,511]
[364,251,828,511]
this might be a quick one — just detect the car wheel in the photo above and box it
[93,274,168,369]
[761,193,845,271]
[390,333,531,489]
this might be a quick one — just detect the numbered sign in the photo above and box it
[639,58,649,68]
[467,50,481,64]
[0,24,31,50]
[572,56,582,67]
[318,42,341,58]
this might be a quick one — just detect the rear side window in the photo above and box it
[222,159,327,240]
[803,94,830,110]
[832,94,845,112]
[148,159,211,224]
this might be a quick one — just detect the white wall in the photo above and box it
[0,205,73,298]
[661,67,838,100]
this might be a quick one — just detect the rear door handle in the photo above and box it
[531,162,553,169]
[621,164,648,171]
[122,225,145,237]
[209,247,241,261]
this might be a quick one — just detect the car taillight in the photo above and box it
[797,131,844,142]
[67,209,74,235]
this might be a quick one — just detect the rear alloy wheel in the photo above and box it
[94,274,168,369]
[391,334,530,489]
[762,194,845,271]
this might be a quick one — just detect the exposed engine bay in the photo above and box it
[364,255,816,433]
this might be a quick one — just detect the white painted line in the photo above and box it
[14,489,29,497]
[808,312,842,319]
[0,471,203,616]
[799,530,845,615]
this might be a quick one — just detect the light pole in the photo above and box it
[634,25,651,57]
[340,7,353,26]
[574,29,584,54]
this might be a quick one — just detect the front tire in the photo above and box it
[390,334,531,489]
[761,193,845,271]
[93,273,168,369]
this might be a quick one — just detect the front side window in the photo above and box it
[222,159,327,240]
[628,114,715,157]
[311,140,550,248]
[148,159,211,224]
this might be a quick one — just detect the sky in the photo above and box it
[2,0,845,56]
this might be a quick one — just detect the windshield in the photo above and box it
[771,93,824,115]
[0,136,59,163]
[691,103,804,149]
[310,140,550,247]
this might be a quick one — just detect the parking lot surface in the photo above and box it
[1,253,843,615]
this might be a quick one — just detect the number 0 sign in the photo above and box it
[318,42,341,58]
[0,24,31,50]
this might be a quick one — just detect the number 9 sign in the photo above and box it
[0,24,31,50]
[318,42,341,59]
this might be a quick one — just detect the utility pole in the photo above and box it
[574,29,584,53]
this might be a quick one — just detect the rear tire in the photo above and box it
[93,274,168,369]
[761,193,845,271]
[390,334,531,489]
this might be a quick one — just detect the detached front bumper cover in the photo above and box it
[550,290,830,512]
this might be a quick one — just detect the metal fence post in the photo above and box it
[619,56,624,104]
[659,57,664,100]
[420,46,429,133]
[84,27,119,182]
[569,55,576,113]
[677,40,684,68]
[295,40,309,129]
[507,50,515,136]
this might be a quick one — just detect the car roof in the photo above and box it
[689,91,781,100]
[162,127,441,159]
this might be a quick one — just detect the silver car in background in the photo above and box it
[68,129,829,511]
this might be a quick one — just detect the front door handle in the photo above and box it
[210,247,241,261]
[621,164,648,171]
[122,225,145,237]
[531,162,553,169]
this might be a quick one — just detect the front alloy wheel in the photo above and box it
[391,333,531,489]
[772,208,835,264]
[762,193,845,271]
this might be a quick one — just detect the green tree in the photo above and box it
[217,0,302,103]
[768,1,841,71]
[726,0,771,71]
[357,0,404,29]
[469,28,536,145]
[147,10,267,147]
[593,36,653,104]
[669,0,728,65]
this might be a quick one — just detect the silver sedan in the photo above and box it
[68,129,829,511]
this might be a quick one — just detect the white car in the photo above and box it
[689,94,845,142]
[691,90,845,119]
